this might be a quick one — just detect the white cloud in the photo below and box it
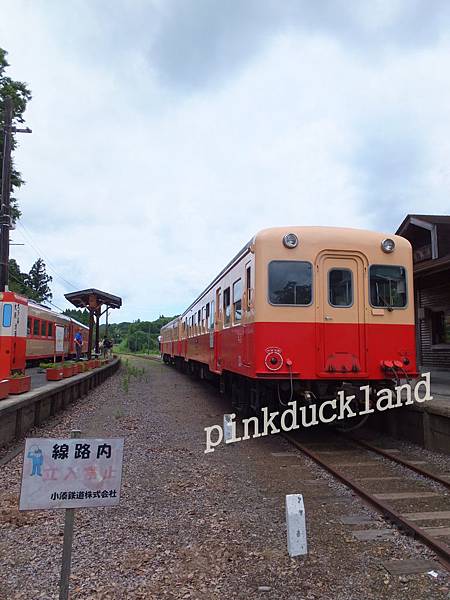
[1,2,450,322]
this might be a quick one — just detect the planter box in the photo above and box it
[62,366,74,378]
[86,360,95,369]
[77,363,87,373]
[46,368,64,381]
[72,364,81,375]
[8,375,31,395]
[0,379,9,400]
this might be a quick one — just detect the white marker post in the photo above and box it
[286,494,307,557]
[223,414,233,443]
[19,433,124,600]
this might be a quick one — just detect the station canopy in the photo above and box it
[64,288,122,311]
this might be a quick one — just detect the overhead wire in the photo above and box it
[14,221,83,291]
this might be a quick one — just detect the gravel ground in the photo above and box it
[0,357,449,600]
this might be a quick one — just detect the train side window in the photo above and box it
[210,300,215,330]
[41,320,47,337]
[233,279,242,323]
[369,265,407,308]
[33,319,40,336]
[205,303,210,330]
[268,261,312,305]
[246,266,252,308]
[2,304,12,327]
[329,269,353,307]
[224,288,231,325]
[27,317,31,335]
[48,323,53,338]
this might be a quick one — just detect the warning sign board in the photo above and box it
[19,438,124,511]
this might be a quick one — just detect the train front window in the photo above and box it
[268,261,312,305]
[329,269,353,307]
[370,265,407,309]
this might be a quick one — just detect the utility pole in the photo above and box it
[0,96,31,291]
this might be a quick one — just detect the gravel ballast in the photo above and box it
[0,357,448,599]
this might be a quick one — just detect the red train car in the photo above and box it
[161,227,417,420]
[26,301,89,364]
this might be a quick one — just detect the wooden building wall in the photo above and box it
[416,270,450,369]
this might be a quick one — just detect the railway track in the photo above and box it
[284,431,450,571]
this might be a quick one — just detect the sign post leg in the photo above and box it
[58,430,81,600]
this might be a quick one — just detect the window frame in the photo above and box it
[328,268,354,308]
[232,278,243,323]
[223,287,231,326]
[2,303,12,327]
[267,260,314,307]
[369,264,408,310]
[33,318,40,337]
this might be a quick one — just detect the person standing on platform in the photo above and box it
[74,331,83,361]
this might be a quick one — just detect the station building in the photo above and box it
[396,214,450,370]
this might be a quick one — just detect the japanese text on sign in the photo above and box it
[19,438,124,511]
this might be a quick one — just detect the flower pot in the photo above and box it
[0,379,9,399]
[62,366,74,378]
[72,364,81,374]
[46,368,64,381]
[8,375,31,395]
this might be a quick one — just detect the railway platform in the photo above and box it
[377,370,450,455]
[0,357,120,450]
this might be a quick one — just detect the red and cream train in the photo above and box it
[161,226,417,417]
[0,290,88,379]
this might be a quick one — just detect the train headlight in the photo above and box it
[381,238,395,253]
[283,233,298,249]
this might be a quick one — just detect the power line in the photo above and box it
[8,269,67,313]
[14,221,83,290]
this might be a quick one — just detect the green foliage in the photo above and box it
[39,362,57,369]
[62,308,90,325]
[0,47,32,222]
[27,258,52,302]
[101,315,176,354]
[9,257,53,302]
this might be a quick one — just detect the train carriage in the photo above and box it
[26,301,89,363]
[161,226,417,418]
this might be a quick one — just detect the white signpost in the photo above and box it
[286,493,307,557]
[54,324,65,363]
[20,433,124,599]
[20,436,124,510]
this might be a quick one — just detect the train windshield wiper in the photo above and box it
[378,294,394,312]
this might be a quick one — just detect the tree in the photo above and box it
[8,258,29,295]
[62,308,90,326]
[0,48,32,222]
[26,258,52,303]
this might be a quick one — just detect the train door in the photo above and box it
[316,254,367,376]
[0,292,28,378]
[213,288,222,372]
[242,261,253,366]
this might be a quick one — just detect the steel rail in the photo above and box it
[283,433,450,572]
[344,434,450,490]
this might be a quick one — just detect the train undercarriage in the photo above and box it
[163,354,403,432]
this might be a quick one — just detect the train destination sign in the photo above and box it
[19,437,124,511]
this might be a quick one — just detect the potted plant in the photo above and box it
[0,378,9,400]
[62,361,75,378]
[40,362,64,381]
[8,370,31,394]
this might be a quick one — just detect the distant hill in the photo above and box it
[99,315,177,353]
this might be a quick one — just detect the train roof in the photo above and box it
[28,300,89,330]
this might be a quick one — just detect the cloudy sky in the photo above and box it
[1,0,450,322]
